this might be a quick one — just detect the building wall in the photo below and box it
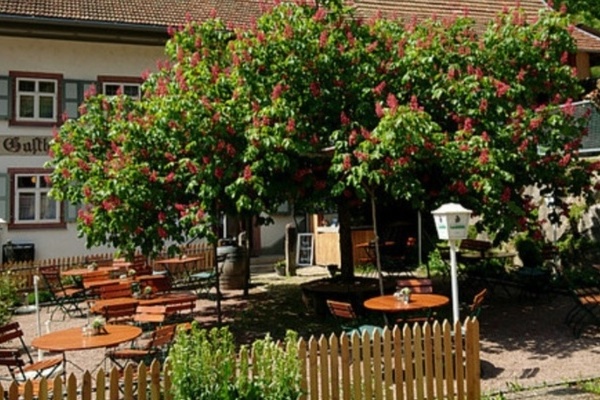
[0,36,165,260]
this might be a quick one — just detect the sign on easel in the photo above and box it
[296,233,314,266]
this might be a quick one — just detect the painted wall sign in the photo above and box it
[0,136,51,156]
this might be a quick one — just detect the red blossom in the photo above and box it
[500,187,511,203]
[157,227,168,239]
[375,102,384,118]
[479,148,489,164]
[348,130,358,146]
[215,167,224,179]
[494,81,510,97]
[319,30,328,48]
[165,172,176,183]
[386,93,398,113]
[373,81,386,96]
[342,154,352,170]
[314,7,327,21]
[309,82,321,97]
[243,165,252,181]
[61,142,75,156]
[271,83,283,100]
[286,118,296,133]
[186,161,198,174]
[165,152,177,162]
[409,95,421,111]
[158,212,166,223]
[78,209,94,226]
[340,112,350,126]
[149,171,158,182]
[479,98,488,113]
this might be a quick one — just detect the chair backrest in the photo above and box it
[138,275,171,294]
[396,278,433,294]
[99,282,132,300]
[39,266,63,292]
[99,302,138,323]
[83,270,111,282]
[147,324,177,350]
[134,305,168,324]
[469,288,488,318]
[131,254,152,275]
[326,300,358,321]
[0,348,28,381]
[0,322,36,368]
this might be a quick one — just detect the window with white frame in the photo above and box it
[102,82,141,99]
[13,172,60,224]
[15,77,58,122]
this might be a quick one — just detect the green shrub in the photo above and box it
[0,273,20,325]
[169,324,302,400]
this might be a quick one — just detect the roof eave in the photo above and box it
[0,14,169,46]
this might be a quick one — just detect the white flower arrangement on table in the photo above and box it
[91,317,107,335]
[127,269,137,277]
[394,287,412,303]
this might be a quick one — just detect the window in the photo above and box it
[9,72,62,126]
[9,169,62,227]
[98,76,142,99]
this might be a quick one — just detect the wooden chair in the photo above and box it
[466,288,488,319]
[394,278,436,326]
[326,300,382,338]
[99,281,133,300]
[97,302,138,324]
[39,265,86,320]
[0,322,63,394]
[106,324,177,369]
[396,278,433,293]
[130,254,152,276]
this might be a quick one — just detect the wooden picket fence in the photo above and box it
[0,243,215,293]
[0,319,480,400]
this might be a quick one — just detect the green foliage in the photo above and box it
[0,273,19,325]
[426,248,448,277]
[47,0,596,257]
[515,235,544,269]
[169,325,302,400]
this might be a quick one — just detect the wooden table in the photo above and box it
[61,265,125,278]
[153,256,204,273]
[31,324,142,373]
[89,291,197,314]
[363,293,449,314]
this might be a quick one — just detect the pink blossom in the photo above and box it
[386,94,398,113]
[373,81,386,96]
[342,154,351,170]
[243,165,252,181]
[310,82,321,97]
[286,118,296,133]
[271,84,283,101]
[340,112,350,126]
[319,31,328,48]
[165,172,176,183]
[375,102,384,118]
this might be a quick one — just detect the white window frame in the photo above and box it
[102,82,141,99]
[13,172,61,225]
[15,77,58,122]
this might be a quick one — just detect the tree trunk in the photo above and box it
[338,199,354,282]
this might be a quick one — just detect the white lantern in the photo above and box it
[431,203,472,325]
[432,203,472,241]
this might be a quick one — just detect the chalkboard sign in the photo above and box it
[296,233,314,266]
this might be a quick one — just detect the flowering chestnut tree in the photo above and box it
[48,0,597,274]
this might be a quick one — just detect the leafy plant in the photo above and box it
[515,235,543,269]
[0,273,20,325]
[169,325,302,400]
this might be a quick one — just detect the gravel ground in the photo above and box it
[9,266,600,398]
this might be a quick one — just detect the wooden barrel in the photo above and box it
[219,246,248,290]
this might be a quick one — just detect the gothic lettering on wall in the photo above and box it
[0,136,50,156]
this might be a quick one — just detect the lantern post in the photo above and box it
[432,203,472,324]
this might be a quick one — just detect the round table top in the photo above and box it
[363,293,450,313]
[32,324,142,352]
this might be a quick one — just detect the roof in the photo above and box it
[0,0,599,52]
